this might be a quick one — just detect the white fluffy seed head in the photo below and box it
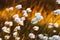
[2,26,10,33]
[36,15,43,21]
[52,35,60,40]
[13,14,19,19]
[38,34,44,39]
[13,32,18,37]
[56,0,60,4]
[31,18,38,24]
[9,21,13,26]
[15,37,20,40]
[14,17,20,23]
[35,12,41,17]
[49,37,53,40]
[5,21,9,25]
[29,33,35,39]
[13,14,24,26]
[9,7,13,11]
[5,21,13,26]
[0,38,2,40]
[43,36,48,40]
[23,13,28,17]
[54,9,60,15]
[21,17,25,21]
[15,4,22,9]
[33,26,39,31]
[49,23,53,26]
[53,30,57,33]
[26,8,32,12]
[22,10,27,13]
[2,26,7,30]
[14,26,21,31]
[2,26,7,32]
[48,25,53,28]
[19,20,24,26]
[22,10,28,17]
[35,13,43,21]
[14,17,24,26]
[54,22,59,28]
[4,35,10,39]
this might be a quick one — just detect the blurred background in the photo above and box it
[0,0,60,10]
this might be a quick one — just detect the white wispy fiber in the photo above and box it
[38,34,60,40]
[31,12,43,24]
[54,22,59,28]
[13,14,19,18]
[36,15,43,21]
[26,8,32,12]
[48,25,53,28]
[33,26,39,31]
[9,7,13,11]
[5,21,13,26]
[48,22,59,28]
[14,26,21,31]
[35,12,41,17]
[56,0,60,4]
[48,35,60,40]
[15,18,24,25]
[49,23,53,26]
[13,32,18,37]
[15,37,20,40]
[31,18,38,24]
[0,38,2,40]
[21,17,25,21]
[43,36,48,40]
[29,33,35,39]
[22,10,28,17]
[13,14,24,26]
[4,35,10,40]
[52,35,60,40]
[53,30,57,33]
[22,8,32,17]
[48,23,53,28]
[49,37,53,40]
[15,4,22,9]
[54,9,60,15]
[23,13,28,17]
[35,13,43,21]
[38,34,44,39]
[2,26,10,33]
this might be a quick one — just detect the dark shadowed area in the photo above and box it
[0,0,60,11]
